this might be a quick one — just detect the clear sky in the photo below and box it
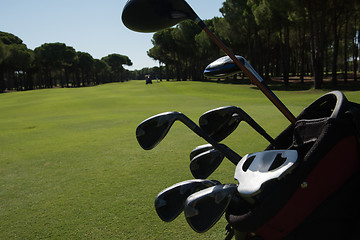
[0,0,224,70]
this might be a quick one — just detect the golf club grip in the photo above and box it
[180,115,241,165]
[199,23,297,124]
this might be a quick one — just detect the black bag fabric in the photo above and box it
[226,91,360,239]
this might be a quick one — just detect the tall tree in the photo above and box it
[172,20,202,80]
[0,31,32,91]
[77,52,94,86]
[266,0,296,84]
[330,0,343,85]
[221,0,257,60]
[353,12,359,81]
[94,59,110,84]
[102,54,132,82]
[0,41,10,92]
[148,29,177,81]
[5,44,33,90]
[252,0,279,81]
[34,43,69,88]
[305,0,328,89]
[62,46,76,87]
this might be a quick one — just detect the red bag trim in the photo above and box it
[253,135,360,240]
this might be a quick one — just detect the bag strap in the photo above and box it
[347,102,360,135]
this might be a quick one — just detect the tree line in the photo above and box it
[2,0,359,92]
[148,0,360,89]
[0,31,132,93]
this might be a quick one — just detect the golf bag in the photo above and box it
[226,91,360,240]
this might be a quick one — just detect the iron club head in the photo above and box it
[136,112,183,150]
[190,149,224,179]
[155,179,219,222]
[184,184,237,233]
[136,111,242,165]
[199,106,243,142]
[189,144,214,161]
[122,1,297,124]
[199,106,275,145]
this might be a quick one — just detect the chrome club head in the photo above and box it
[184,184,237,233]
[199,106,275,144]
[190,149,224,179]
[136,112,184,150]
[155,179,219,222]
[189,144,214,160]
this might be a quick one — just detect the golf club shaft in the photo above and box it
[237,114,275,145]
[180,114,241,165]
[195,19,297,124]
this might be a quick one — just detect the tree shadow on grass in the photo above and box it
[266,80,360,92]
[205,76,360,92]
[204,78,313,91]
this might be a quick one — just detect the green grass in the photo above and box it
[1,81,359,239]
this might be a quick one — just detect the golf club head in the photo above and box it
[122,0,198,33]
[204,55,265,83]
[184,184,237,233]
[199,106,244,142]
[154,179,218,222]
[203,55,245,78]
[235,150,298,200]
[136,111,184,150]
[189,143,227,161]
[189,144,214,160]
[190,149,224,179]
[136,111,241,165]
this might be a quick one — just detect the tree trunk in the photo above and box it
[331,5,340,85]
[343,11,349,83]
[165,64,170,81]
[0,67,5,93]
[324,47,329,77]
[264,28,271,81]
[283,24,290,85]
[353,18,359,82]
[299,16,306,84]
[308,0,325,89]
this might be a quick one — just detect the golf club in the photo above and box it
[199,106,275,145]
[136,111,241,165]
[155,179,219,222]
[184,184,237,233]
[203,55,245,79]
[189,144,214,160]
[234,150,298,203]
[190,148,224,179]
[189,143,228,160]
[122,0,297,124]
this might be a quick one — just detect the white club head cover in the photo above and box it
[235,150,298,197]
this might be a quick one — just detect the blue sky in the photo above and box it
[0,0,224,70]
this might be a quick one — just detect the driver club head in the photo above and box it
[122,1,297,124]
[122,0,198,33]
[184,184,237,233]
[190,149,224,179]
[155,179,219,222]
[203,55,245,78]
